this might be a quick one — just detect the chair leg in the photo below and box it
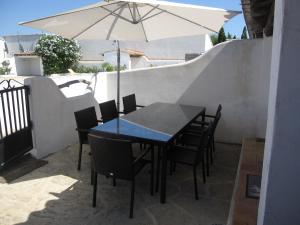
[202,156,206,184]
[92,172,98,207]
[169,161,173,175]
[193,166,199,200]
[206,148,210,177]
[139,143,143,151]
[155,147,161,192]
[91,166,94,185]
[150,147,154,196]
[77,143,83,170]
[129,179,135,218]
[212,135,216,152]
[210,142,214,165]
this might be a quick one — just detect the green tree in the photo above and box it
[227,32,232,39]
[241,26,249,39]
[217,27,227,43]
[35,35,81,75]
[210,34,219,46]
[233,35,237,39]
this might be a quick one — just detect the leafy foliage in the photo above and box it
[35,35,81,75]
[101,62,127,72]
[241,26,249,39]
[72,63,127,74]
[0,60,11,75]
[210,34,219,46]
[72,65,103,73]
[101,62,115,72]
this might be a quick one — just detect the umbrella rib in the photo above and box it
[162,8,218,33]
[106,6,125,40]
[138,4,161,22]
[71,3,126,39]
[127,3,135,21]
[101,5,134,24]
[140,10,165,22]
[136,7,149,42]
[143,4,218,33]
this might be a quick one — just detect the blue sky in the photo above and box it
[1,0,245,37]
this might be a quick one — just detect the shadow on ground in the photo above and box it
[0,143,240,225]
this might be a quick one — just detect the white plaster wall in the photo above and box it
[106,39,272,143]
[258,0,300,224]
[25,38,272,158]
[78,34,211,62]
[204,34,213,51]
[15,57,43,76]
[62,39,271,144]
[24,77,100,158]
[131,56,184,69]
[104,51,131,69]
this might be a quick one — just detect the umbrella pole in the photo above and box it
[116,40,120,116]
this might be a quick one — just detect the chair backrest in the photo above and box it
[99,100,118,123]
[216,104,222,116]
[74,107,98,142]
[210,111,221,140]
[123,94,137,114]
[88,134,134,180]
[195,122,213,164]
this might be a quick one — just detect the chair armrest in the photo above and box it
[185,125,206,134]
[183,127,209,137]
[133,147,151,165]
[136,104,145,108]
[173,144,198,153]
[76,128,89,133]
[205,114,216,118]
[192,120,209,126]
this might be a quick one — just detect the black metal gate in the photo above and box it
[0,79,33,168]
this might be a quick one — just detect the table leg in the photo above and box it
[160,145,167,203]
[202,108,206,122]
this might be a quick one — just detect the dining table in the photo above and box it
[91,102,206,203]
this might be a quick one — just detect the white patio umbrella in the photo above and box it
[20,0,240,111]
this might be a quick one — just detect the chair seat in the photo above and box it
[186,124,207,133]
[168,146,199,165]
[180,133,204,147]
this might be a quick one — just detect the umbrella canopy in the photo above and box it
[20,0,240,41]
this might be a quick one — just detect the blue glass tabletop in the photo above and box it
[92,118,172,143]
[91,102,205,143]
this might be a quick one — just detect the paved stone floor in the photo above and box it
[0,143,240,225]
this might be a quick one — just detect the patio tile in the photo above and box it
[0,143,240,225]
[171,194,229,225]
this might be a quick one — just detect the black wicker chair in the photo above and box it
[74,106,100,170]
[99,99,121,123]
[182,112,221,176]
[88,134,154,218]
[187,104,222,154]
[122,94,144,114]
[168,123,212,200]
